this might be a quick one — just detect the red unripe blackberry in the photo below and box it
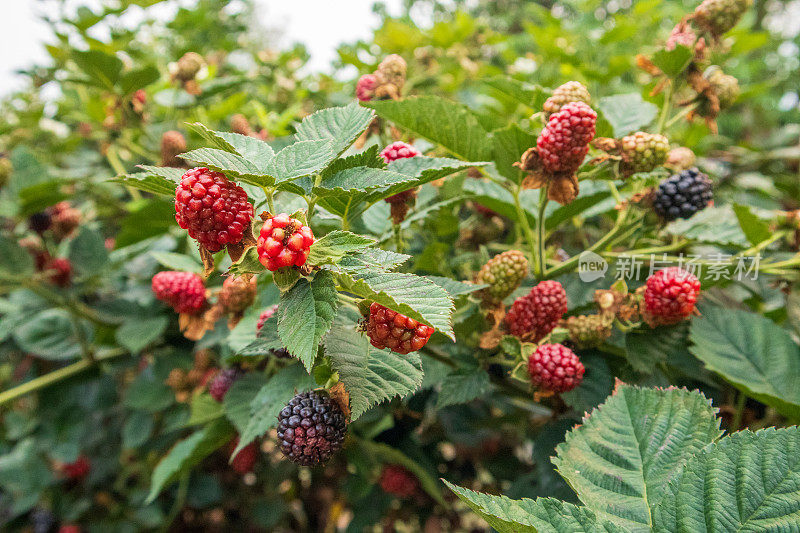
[277,390,347,466]
[505,280,568,340]
[62,455,91,481]
[208,368,241,402]
[356,74,378,102]
[536,101,597,175]
[59,525,81,533]
[151,271,207,314]
[46,258,72,288]
[174,167,254,252]
[49,202,81,239]
[256,304,279,332]
[643,267,701,326]
[365,302,434,355]
[381,142,420,206]
[256,213,314,271]
[229,437,259,474]
[379,464,419,498]
[527,343,585,393]
[218,276,256,314]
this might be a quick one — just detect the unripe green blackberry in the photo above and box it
[476,250,529,305]
[708,69,739,110]
[665,147,696,172]
[542,81,591,116]
[174,52,203,82]
[693,0,752,37]
[565,314,613,349]
[620,132,669,175]
[376,54,407,88]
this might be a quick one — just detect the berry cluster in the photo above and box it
[229,437,259,474]
[174,167,254,252]
[277,390,347,466]
[564,314,613,349]
[653,168,713,221]
[365,302,434,355]
[50,202,81,239]
[505,280,567,340]
[476,250,529,305]
[542,81,591,116]
[527,343,585,393]
[536,101,597,175]
[151,271,207,314]
[256,213,315,271]
[693,0,752,37]
[620,132,669,175]
[355,54,407,101]
[62,455,91,481]
[643,267,701,326]
[218,275,257,314]
[208,367,241,402]
[356,74,379,102]
[379,465,418,498]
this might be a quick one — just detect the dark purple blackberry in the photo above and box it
[277,390,346,466]
[208,368,241,402]
[653,168,713,221]
[29,212,52,233]
[31,508,56,533]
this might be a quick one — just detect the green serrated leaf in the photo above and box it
[180,148,267,186]
[295,102,375,156]
[664,206,749,247]
[425,276,485,297]
[654,427,800,532]
[335,251,454,339]
[364,96,491,161]
[325,308,424,420]
[277,271,339,371]
[13,309,87,361]
[187,393,224,426]
[150,251,202,273]
[146,419,234,503]
[596,93,659,138]
[732,203,771,246]
[226,246,263,277]
[313,166,417,196]
[263,140,337,183]
[307,230,376,266]
[689,305,800,418]
[436,367,492,408]
[651,46,693,78]
[491,124,537,183]
[483,77,548,109]
[187,123,275,167]
[553,384,723,531]
[111,173,176,196]
[625,323,690,374]
[444,482,622,533]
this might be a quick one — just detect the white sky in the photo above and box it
[0,0,404,96]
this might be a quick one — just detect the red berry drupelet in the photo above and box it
[63,455,91,481]
[151,271,206,314]
[277,390,347,466]
[46,257,72,288]
[381,141,420,164]
[505,280,568,340]
[256,304,279,332]
[366,302,434,355]
[643,267,701,326]
[229,437,259,474]
[257,213,315,271]
[208,368,241,402]
[356,74,378,102]
[174,167,254,252]
[527,343,585,393]
[536,101,597,175]
[379,464,419,498]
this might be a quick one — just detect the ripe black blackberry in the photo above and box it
[653,168,713,221]
[277,390,346,466]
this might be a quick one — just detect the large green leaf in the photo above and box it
[0,235,34,276]
[295,102,375,156]
[325,308,424,420]
[491,124,537,183]
[654,427,800,532]
[553,385,723,532]
[277,270,339,371]
[625,323,690,374]
[436,367,492,408]
[14,309,88,361]
[180,148,268,186]
[313,166,417,195]
[188,122,275,167]
[364,96,491,161]
[482,77,548,109]
[689,305,800,418]
[444,482,623,533]
[68,227,108,277]
[334,250,454,339]
[263,140,338,184]
[146,419,234,502]
[306,230,375,266]
[664,206,749,248]
[222,372,270,433]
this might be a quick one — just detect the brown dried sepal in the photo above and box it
[515,147,581,205]
[328,382,351,422]
[179,302,222,341]
[478,305,506,350]
[683,69,720,133]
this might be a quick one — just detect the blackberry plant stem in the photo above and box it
[511,185,538,276]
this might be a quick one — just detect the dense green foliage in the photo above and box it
[0,0,799,531]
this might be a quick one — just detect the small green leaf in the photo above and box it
[625,323,690,374]
[71,49,123,89]
[187,393,224,426]
[436,367,492,408]
[596,93,659,138]
[111,172,177,196]
[116,316,168,354]
[732,203,771,246]
[651,46,693,78]
[226,246,263,277]
[120,65,160,94]
[665,206,749,247]
[187,122,275,167]
[491,124,537,183]
[150,251,203,273]
[307,231,376,266]
[68,227,108,277]
[277,271,339,371]
[147,419,234,503]
[425,276,485,297]
[314,167,417,196]
[180,148,267,186]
